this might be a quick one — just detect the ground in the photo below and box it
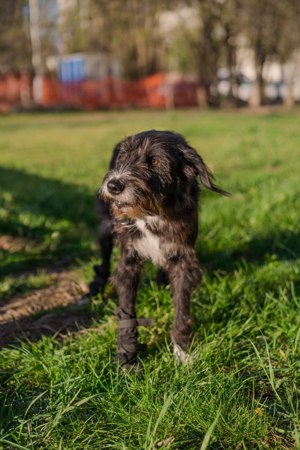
[0,110,299,449]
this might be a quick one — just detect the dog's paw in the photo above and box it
[173,342,188,363]
[173,343,194,366]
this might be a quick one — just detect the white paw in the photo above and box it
[173,343,189,364]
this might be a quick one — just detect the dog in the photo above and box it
[89,130,228,367]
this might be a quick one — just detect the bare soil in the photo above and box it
[0,271,92,347]
[0,234,37,252]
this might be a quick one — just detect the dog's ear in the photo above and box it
[180,145,230,196]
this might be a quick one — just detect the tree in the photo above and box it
[0,0,32,71]
[172,0,242,107]
[220,0,242,103]
[60,0,170,80]
[242,0,300,106]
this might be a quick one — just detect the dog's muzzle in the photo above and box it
[107,178,125,195]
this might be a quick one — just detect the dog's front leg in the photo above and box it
[167,253,202,362]
[112,252,143,367]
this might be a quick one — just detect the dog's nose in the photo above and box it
[107,178,125,195]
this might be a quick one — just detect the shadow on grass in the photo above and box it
[0,165,99,278]
[194,229,300,333]
[0,303,94,348]
[0,165,102,347]
[198,228,300,273]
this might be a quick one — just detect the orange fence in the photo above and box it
[0,74,33,111]
[0,72,198,111]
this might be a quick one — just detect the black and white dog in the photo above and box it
[90,130,228,367]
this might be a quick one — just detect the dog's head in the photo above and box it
[101,130,229,218]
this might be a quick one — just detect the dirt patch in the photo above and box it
[0,271,92,347]
[0,234,37,252]
[0,272,87,324]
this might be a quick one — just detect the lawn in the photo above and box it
[0,109,299,449]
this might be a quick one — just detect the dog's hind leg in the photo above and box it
[89,197,113,297]
[167,253,202,362]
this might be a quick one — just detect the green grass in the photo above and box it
[0,110,299,449]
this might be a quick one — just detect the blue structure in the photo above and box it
[58,55,85,83]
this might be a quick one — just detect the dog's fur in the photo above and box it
[89,130,228,366]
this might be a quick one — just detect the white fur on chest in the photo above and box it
[134,217,166,266]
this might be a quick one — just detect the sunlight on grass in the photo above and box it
[0,110,299,448]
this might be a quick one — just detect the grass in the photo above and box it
[0,109,299,449]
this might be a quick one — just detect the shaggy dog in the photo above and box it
[89,130,228,367]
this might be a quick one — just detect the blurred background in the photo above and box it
[1,0,300,112]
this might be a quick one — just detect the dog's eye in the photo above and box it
[150,158,159,167]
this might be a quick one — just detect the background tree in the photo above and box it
[0,0,32,72]
[194,0,223,106]
[220,0,242,103]
[159,0,225,106]
[61,0,170,80]
[242,0,300,106]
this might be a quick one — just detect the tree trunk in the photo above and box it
[257,65,265,106]
[251,38,266,107]
[283,59,298,107]
[224,25,236,104]
[29,0,44,104]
